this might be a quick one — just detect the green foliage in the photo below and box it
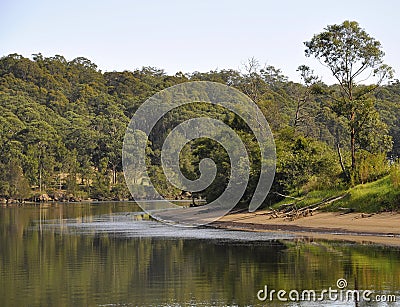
[90,157,111,200]
[110,174,131,200]
[328,176,400,212]
[353,151,390,184]
[0,52,398,210]
[391,162,400,188]
[305,20,393,175]
[271,187,347,210]
[0,160,31,201]
[191,138,231,203]
[304,21,392,85]
[274,175,399,213]
[275,128,341,195]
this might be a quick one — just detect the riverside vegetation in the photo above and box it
[0,21,399,212]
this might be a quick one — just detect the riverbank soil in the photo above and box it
[214,211,400,246]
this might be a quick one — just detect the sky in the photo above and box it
[1,0,399,84]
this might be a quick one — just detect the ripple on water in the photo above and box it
[35,212,295,242]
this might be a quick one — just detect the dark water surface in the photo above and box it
[0,202,399,306]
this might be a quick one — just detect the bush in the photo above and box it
[354,151,390,184]
[302,174,344,193]
[111,182,131,200]
[276,132,342,194]
[391,162,400,188]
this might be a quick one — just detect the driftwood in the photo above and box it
[338,207,355,215]
[354,213,374,219]
[269,193,349,221]
[273,192,303,201]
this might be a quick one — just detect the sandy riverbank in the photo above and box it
[212,211,400,247]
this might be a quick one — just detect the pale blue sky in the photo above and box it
[1,0,399,83]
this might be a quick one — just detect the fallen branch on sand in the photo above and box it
[272,192,304,201]
[269,193,349,221]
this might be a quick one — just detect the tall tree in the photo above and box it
[304,20,393,173]
[293,65,319,131]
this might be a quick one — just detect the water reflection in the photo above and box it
[0,203,399,306]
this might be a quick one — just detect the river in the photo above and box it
[0,202,399,306]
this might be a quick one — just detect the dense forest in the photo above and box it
[0,22,400,207]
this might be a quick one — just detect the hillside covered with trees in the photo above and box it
[0,21,399,210]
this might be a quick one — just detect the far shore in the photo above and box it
[213,211,400,247]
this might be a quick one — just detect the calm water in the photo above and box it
[0,202,399,307]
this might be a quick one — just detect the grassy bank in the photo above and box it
[272,175,400,213]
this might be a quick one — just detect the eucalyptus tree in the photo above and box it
[305,20,393,174]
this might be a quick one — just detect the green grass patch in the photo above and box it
[268,175,400,213]
[328,176,400,213]
[270,187,347,210]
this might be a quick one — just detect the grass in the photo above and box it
[269,175,400,213]
[328,176,400,213]
[271,188,346,209]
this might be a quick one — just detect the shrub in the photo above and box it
[355,151,390,184]
[391,162,400,188]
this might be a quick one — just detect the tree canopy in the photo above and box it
[0,28,399,206]
[305,20,394,177]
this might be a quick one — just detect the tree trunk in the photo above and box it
[350,111,356,171]
[294,98,301,129]
[336,144,348,179]
[351,128,356,171]
[112,165,117,185]
[39,164,42,193]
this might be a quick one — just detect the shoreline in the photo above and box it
[2,202,400,246]
[213,211,400,247]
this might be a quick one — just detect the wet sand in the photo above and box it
[213,211,400,246]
